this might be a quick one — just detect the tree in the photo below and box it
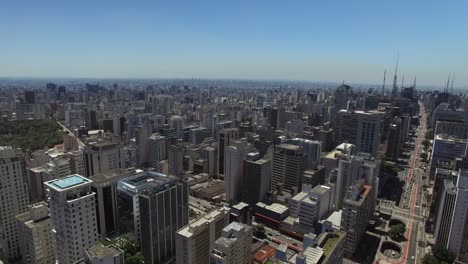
[388,223,406,237]
[254,224,266,239]
[420,152,428,160]
[431,245,455,264]
[422,254,439,264]
[422,139,431,149]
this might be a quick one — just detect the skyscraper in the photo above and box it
[44,175,99,264]
[218,128,239,177]
[83,135,126,177]
[175,209,229,264]
[341,179,373,257]
[242,157,272,206]
[272,144,306,194]
[148,133,167,168]
[224,145,244,203]
[168,143,184,177]
[16,202,55,264]
[0,146,29,260]
[139,174,189,264]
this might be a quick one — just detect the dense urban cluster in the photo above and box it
[0,76,467,264]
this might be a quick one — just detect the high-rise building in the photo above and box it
[148,133,167,168]
[341,180,373,257]
[386,119,402,161]
[209,222,253,264]
[334,84,351,112]
[224,145,244,203]
[135,125,150,167]
[169,116,184,139]
[290,185,334,228]
[298,226,346,264]
[168,143,184,177]
[434,170,468,256]
[0,146,29,260]
[271,144,306,194]
[175,209,229,264]
[242,157,271,206]
[44,175,99,264]
[431,134,468,174]
[83,136,126,177]
[335,154,379,210]
[139,174,189,264]
[69,149,86,176]
[291,138,322,170]
[335,110,382,157]
[16,202,55,264]
[218,128,239,177]
[90,168,136,238]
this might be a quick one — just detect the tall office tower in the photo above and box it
[135,125,150,167]
[168,143,184,177]
[209,222,253,264]
[169,116,184,139]
[335,154,379,210]
[434,179,457,248]
[44,175,99,264]
[291,138,322,170]
[84,109,99,130]
[148,134,167,168]
[83,135,127,177]
[217,128,239,177]
[334,84,351,112]
[69,149,85,176]
[290,184,334,228]
[285,119,304,137]
[224,145,244,202]
[203,146,217,177]
[386,119,402,161]
[431,134,468,174]
[341,180,372,257]
[16,202,55,264]
[175,209,229,264]
[24,90,36,104]
[335,110,382,157]
[257,94,267,107]
[139,174,189,264]
[272,144,306,194]
[434,170,468,256]
[90,168,136,238]
[0,147,29,260]
[242,158,272,206]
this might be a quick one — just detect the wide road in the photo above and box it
[400,101,428,264]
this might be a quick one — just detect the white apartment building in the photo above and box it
[224,145,244,202]
[44,175,99,264]
[209,222,252,264]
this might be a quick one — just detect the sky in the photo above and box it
[1,0,467,87]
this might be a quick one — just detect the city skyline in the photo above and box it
[1,1,468,87]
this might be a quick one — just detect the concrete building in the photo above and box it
[272,144,306,194]
[0,147,29,260]
[82,243,125,264]
[291,138,322,170]
[224,145,244,203]
[241,158,271,206]
[44,175,99,264]
[335,154,379,210]
[135,125,150,167]
[290,185,334,228]
[139,174,189,264]
[298,227,346,264]
[435,170,468,256]
[431,134,468,175]
[209,222,253,264]
[15,202,55,264]
[340,180,372,257]
[148,134,167,168]
[83,136,126,177]
[168,143,184,177]
[335,110,382,157]
[69,150,85,176]
[217,128,239,177]
[175,209,229,264]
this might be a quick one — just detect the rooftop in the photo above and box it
[318,229,346,262]
[45,174,91,191]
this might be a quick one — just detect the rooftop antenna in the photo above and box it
[382,69,386,95]
[445,73,451,93]
[451,73,455,93]
[392,52,399,100]
[400,74,405,95]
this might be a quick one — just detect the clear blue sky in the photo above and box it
[1,0,467,87]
